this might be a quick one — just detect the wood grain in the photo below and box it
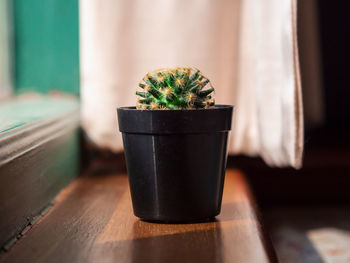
[0,169,277,263]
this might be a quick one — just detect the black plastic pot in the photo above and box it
[117,105,233,222]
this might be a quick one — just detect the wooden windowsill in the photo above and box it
[0,169,277,263]
[0,95,80,249]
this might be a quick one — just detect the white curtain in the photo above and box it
[80,0,304,168]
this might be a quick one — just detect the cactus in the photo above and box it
[136,67,215,110]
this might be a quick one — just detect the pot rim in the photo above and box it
[117,104,234,134]
[117,104,234,112]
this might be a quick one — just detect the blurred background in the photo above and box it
[1,0,350,262]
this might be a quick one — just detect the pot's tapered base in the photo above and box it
[122,132,227,223]
[140,216,217,224]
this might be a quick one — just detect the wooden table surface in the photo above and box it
[0,169,277,263]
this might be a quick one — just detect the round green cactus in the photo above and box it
[136,67,215,110]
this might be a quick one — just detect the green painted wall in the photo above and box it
[13,0,80,95]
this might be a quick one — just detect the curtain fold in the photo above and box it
[231,0,303,167]
[80,0,304,168]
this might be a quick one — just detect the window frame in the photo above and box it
[0,0,13,100]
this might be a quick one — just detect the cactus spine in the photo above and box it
[136,67,215,110]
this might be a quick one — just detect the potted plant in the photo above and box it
[117,67,233,222]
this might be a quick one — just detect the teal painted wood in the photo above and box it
[0,130,80,250]
[0,97,79,133]
[13,0,80,95]
[0,97,80,249]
